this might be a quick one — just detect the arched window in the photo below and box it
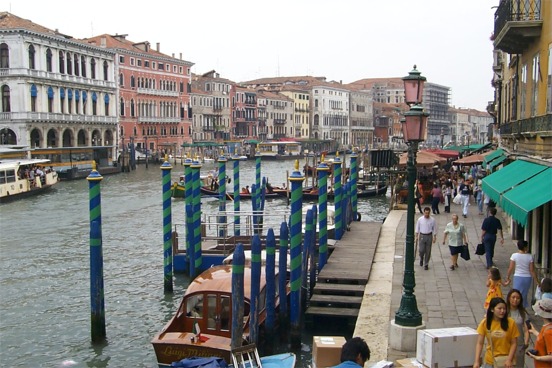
[92,92,97,115]
[46,48,53,72]
[104,94,110,116]
[59,87,65,113]
[2,85,11,112]
[28,44,35,69]
[130,99,135,117]
[90,58,96,79]
[119,73,124,87]
[59,51,65,74]
[131,76,135,88]
[81,56,86,78]
[0,43,9,68]
[82,91,87,114]
[120,97,125,117]
[103,61,108,81]
[47,86,54,113]
[66,52,72,75]
[31,84,38,112]
[73,54,79,76]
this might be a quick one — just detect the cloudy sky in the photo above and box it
[2,0,496,111]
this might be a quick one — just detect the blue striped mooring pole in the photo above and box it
[333,153,343,240]
[160,155,173,293]
[191,159,202,275]
[317,156,330,270]
[350,150,359,221]
[231,243,245,349]
[87,162,106,343]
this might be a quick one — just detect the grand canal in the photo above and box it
[0,159,389,367]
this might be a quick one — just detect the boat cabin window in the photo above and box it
[186,294,203,318]
[1,169,16,184]
[220,295,230,331]
[207,294,217,330]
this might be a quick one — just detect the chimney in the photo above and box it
[101,37,107,48]
[180,53,182,60]
[172,53,175,58]
[156,42,160,52]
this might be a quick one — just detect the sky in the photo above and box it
[2,0,497,111]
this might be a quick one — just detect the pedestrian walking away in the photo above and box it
[442,213,468,270]
[481,207,504,269]
[416,207,437,270]
[505,240,540,308]
[430,183,442,215]
[473,297,519,368]
[484,267,510,311]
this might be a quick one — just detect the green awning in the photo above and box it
[483,149,505,164]
[501,168,552,227]
[482,160,548,204]
[487,155,508,170]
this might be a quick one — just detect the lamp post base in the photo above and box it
[389,319,426,352]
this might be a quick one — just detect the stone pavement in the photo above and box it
[351,200,538,367]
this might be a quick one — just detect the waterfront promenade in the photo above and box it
[341,202,534,367]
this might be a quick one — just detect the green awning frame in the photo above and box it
[483,149,505,164]
[482,160,548,204]
[501,168,552,227]
[487,155,508,170]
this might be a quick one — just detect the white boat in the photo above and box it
[0,159,59,202]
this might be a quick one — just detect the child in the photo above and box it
[484,267,510,310]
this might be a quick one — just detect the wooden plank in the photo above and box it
[305,306,359,317]
[313,283,365,294]
[309,294,363,305]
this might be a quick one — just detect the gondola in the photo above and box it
[302,183,388,200]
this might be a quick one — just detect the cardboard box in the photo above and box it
[395,358,425,368]
[312,336,346,368]
[416,327,478,368]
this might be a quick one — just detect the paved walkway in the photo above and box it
[350,200,538,367]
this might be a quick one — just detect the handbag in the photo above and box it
[453,193,462,205]
[475,243,485,255]
[485,329,514,367]
[460,244,471,261]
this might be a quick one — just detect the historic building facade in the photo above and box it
[0,12,117,158]
[256,90,294,140]
[85,34,193,157]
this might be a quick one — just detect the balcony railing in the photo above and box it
[499,114,552,135]
[273,119,286,125]
[138,116,181,123]
[0,111,118,125]
[0,68,117,89]
[137,87,179,97]
[493,0,543,53]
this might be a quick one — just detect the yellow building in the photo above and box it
[280,87,310,139]
[489,0,551,276]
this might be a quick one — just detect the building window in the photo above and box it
[104,94,110,116]
[46,48,53,72]
[521,64,527,119]
[28,44,35,69]
[66,52,72,75]
[130,57,135,66]
[120,98,125,117]
[145,60,150,68]
[137,59,142,67]
[59,51,65,74]
[119,55,125,63]
[547,46,552,114]
[82,91,87,114]
[119,73,124,87]
[74,54,79,76]
[30,84,38,112]
[0,43,8,68]
[130,99,135,117]
[103,61,109,81]
[81,56,87,78]
[1,85,10,112]
[92,92,97,115]
[131,76,135,88]
[531,53,539,116]
[90,58,96,79]
[59,87,64,113]
[47,86,54,113]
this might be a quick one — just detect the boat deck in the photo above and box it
[306,221,381,320]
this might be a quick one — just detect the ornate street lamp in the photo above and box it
[395,66,428,328]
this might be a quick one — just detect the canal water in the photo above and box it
[0,159,389,367]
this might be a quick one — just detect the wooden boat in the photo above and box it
[151,265,285,366]
[172,174,215,199]
[301,183,387,201]
[199,187,283,201]
[0,159,59,202]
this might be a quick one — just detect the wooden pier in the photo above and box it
[306,221,381,320]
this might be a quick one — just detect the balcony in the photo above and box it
[493,0,543,54]
[138,116,181,123]
[273,119,286,125]
[137,87,179,97]
[499,114,552,135]
[0,111,118,125]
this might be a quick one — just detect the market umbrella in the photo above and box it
[398,150,447,167]
[453,154,485,165]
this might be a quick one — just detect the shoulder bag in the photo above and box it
[453,192,462,205]
[475,243,486,255]
[485,329,514,367]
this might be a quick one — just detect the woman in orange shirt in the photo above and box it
[526,299,552,367]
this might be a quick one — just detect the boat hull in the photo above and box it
[0,184,55,203]
[153,332,232,366]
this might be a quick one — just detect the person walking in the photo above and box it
[443,179,453,213]
[442,214,468,271]
[473,297,519,368]
[430,183,442,215]
[416,207,437,270]
[506,289,530,368]
[415,179,424,214]
[505,240,540,308]
[458,178,471,218]
[332,337,370,368]
[484,267,510,311]
[481,207,504,269]
[526,298,552,367]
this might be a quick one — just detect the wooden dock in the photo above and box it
[306,221,381,320]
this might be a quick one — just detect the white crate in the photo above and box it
[416,327,478,368]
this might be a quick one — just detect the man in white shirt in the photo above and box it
[415,207,437,270]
